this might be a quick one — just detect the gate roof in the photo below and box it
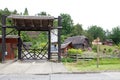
[8,15,55,31]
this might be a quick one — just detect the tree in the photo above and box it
[20,12,22,15]
[37,11,51,16]
[83,30,94,44]
[23,8,29,15]
[110,26,120,44]
[0,8,11,35]
[87,25,105,41]
[60,13,73,35]
[0,8,11,22]
[70,24,83,36]
[37,11,47,16]
[12,9,18,14]
[0,9,3,23]
[105,29,111,39]
[21,32,31,42]
[31,32,48,48]
[3,8,11,15]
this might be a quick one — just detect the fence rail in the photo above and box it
[68,54,93,61]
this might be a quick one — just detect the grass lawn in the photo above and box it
[63,58,120,72]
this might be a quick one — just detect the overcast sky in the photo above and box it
[0,0,120,31]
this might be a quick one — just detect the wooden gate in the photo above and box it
[21,41,48,60]
[1,15,62,62]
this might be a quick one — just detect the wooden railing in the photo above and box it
[68,54,93,61]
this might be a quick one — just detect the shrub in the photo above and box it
[61,57,74,62]
[92,45,97,52]
[108,48,112,53]
[67,48,82,55]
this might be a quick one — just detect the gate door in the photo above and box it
[21,41,48,60]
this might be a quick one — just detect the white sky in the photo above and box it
[0,0,120,31]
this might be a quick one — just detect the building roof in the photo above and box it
[8,15,54,20]
[7,15,55,31]
[64,36,88,44]
[105,39,113,42]
[0,35,19,39]
[61,42,72,49]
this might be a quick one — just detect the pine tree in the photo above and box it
[23,8,29,15]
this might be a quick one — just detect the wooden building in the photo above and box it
[103,39,113,46]
[61,42,73,56]
[0,35,18,60]
[63,36,89,49]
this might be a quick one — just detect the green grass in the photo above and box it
[64,58,120,72]
[63,45,120,72]
[76,64,120,72]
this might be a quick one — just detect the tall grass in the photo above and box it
[64,58,120,72]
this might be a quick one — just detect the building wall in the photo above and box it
[73,44,84,49]
[0,38,18,43]
[61,45,73,56]
[0,38,18,60]
[73,39,89,49]
[6,43,15,60]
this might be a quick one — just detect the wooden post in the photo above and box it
[34,49,36,59]
[18,31,22,59]
[97,44,100,68]
[1,15,6,63]
[96,37,100,68]
[58,16,62,62]
[48,30,51,60]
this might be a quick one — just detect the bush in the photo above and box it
[92,45,97,52]
[61,57,74,62]
[67,48,82,55]
[108,48,112,53]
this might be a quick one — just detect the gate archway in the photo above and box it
[1,15,62,62]
[20,31,49,60]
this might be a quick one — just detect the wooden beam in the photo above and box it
[1,15,7,62]
[14,26,52,31]
[48,30,51,60]
[58,16,62,62]
[18,31,22,59]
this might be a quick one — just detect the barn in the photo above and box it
[0,35,18,60]
[63,35,89,49]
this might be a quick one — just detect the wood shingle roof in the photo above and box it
[64,36,88,44]
[8,15,55,31]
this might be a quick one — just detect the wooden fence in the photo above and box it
[68,54,93,61]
